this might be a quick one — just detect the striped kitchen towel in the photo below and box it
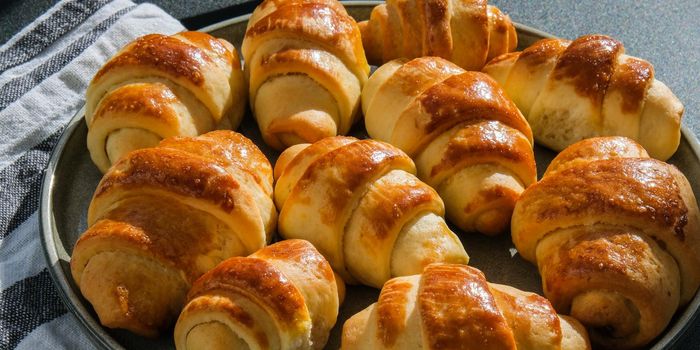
[0,1,184,348]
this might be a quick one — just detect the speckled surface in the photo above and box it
[2,1,698,349]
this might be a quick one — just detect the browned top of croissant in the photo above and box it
[94,32,238,85]
[92,131,268,211]
[415,72,532,151]
[276,136,416,214]
[417,264,520,349]
[487,35,652,111]
[516,159,689,261]
[188,255,311,326]
[92,83,180,123]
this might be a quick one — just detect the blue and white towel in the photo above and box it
[0,1,184,348]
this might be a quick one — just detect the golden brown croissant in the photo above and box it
[242,0,370,150]
[483,35,684,160]
[274,136,469,288]
[511,136,700,349]
[342,263,591,350]
[359,0,517,70]
[363,57,536,235]
[174,239,340,350]
[70,130,276,337]
[85,31,246,173]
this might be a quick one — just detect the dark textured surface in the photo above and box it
[3,1,699,349]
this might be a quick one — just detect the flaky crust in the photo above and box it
[342,263,591,350]
[483,35,684,160]
[511,136,700,349]
[174,240,340,350]
[70,130,275,337]
[358,0,517,70]
[363,57,536,235]
[274,136,468,288]
[242,0,370,150]
[85,31,246,173]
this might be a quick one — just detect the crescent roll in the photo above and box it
[70,130,275,337]
[242,0,370,150]
[274,136,469,288]
[174,239,340,350]
[511,136,700,349]
[343,263,591,350]
[484,35,684,160]
[85,31,246,173]
[363,57,536,235]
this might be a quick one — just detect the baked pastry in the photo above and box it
[70,130,276,337]
[274,136,469,288]
[342,263,591,350]
[174,239,340,350]
[242,0,370,150]
[483,34,684,160]
[359,0,517,70]
[85,31,246,173]
[511,136,700,349]
[363,57,536,235]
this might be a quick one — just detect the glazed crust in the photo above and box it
[363,57,536,235]
[174,239,340,350]
[483,35,684,160]
[342,263,591,350]
[242,0,369,150]
[358,0,517,70]
[70,130,276,337]
[511,136,700,349]
[274,136,469,288]
[85,31,246,173]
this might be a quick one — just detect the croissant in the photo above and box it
[70,130,276,337]
[242,0,370,150]
[363,57,536,235]
[511,136,700,349]
[358,0,517,70]
[483,35,684,160]
[85,31,246,173]
[174,239,340,350]
[342,263,591,350]
[274,136,469,288]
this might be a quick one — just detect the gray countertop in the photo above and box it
[1,0,698,349]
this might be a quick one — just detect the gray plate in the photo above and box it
[40,1,700,349]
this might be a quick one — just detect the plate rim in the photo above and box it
[39,2,700,349]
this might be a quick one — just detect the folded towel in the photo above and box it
[0,1,184,348]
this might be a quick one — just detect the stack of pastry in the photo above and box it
[68,0,698,349]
